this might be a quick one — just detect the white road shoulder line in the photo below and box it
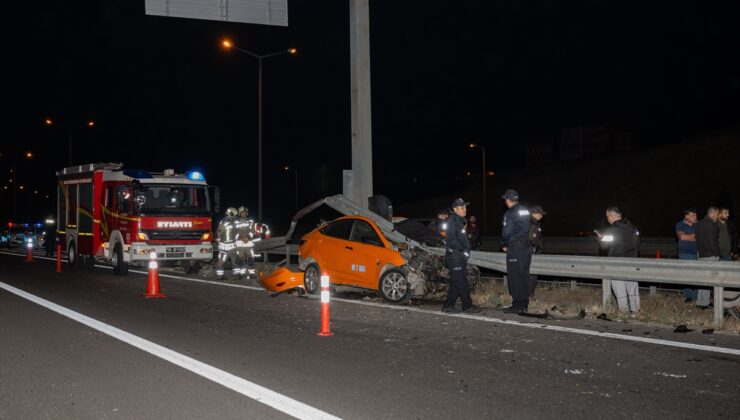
[3,250,739,356]
[0,281,340,420]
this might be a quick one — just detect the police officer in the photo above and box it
[500,189,533,314]
[215,207,240,280]
[528,205,546,296]
[597,206,641,317]
[235,206,256,278]
[442,198,482,314]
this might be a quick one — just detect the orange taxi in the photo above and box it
[298,215,413,303]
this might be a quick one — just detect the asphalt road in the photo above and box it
[1,252,739,419]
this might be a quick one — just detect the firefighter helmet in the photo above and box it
[238,206,249,217]
[226,207,238,218]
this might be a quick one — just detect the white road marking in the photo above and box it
[3,250,740,356]
[0,281,340,420]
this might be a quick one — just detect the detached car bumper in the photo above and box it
[129,242,213,261]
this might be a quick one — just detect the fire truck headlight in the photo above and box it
[137,232,149,241]
[201,232,211,241]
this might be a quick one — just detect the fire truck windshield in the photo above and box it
[134,184,210,216]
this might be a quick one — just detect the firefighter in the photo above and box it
[215,207,240,280]
[235,206,257,278]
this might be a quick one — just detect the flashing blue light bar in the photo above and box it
[186,171,205,181]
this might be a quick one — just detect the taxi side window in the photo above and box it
[320,219,352,240]
[350,220,383,247]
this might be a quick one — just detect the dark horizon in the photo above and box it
[2,1,739,232]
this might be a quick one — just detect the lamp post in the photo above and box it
[469,143,487,235]
[222,39,296,221]
[44,119,95,166]
[283,165,298,213]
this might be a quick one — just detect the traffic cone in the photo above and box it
[25,238,33,262]
[143,252,166,298]
[56,244,62,273]
[655,249,661,259]
[317,273,332,336]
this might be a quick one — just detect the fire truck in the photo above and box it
[57,163,217,275]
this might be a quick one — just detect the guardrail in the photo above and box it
[481,236,679,258]
[265,195,740,325]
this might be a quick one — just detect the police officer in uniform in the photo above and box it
[500,189,533,314]
[215,207,240,280]
[442,198,482,314]
[235,206,256,278]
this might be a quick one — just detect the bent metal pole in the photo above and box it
[317,274,332,336]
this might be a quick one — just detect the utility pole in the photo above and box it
[349,0,373,207]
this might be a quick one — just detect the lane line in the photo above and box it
[0,281,341,420]
[3,251,739,356]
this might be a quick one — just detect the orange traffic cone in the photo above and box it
[56,244,62,273]
[655,249,661,259]
[25,238,34,262]
[143,252,166,298]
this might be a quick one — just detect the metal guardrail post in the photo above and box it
[649,286,657,297]
[602,279,612,309]
[714,286,724,326]
[570,280,577,290]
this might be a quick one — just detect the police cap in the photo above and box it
[501,189,519,201]
[451,198,469,208]
[530,205,546,215]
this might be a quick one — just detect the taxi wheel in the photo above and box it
[304,263,320,295]
[379,268,413,304]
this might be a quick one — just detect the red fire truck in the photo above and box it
[57,163,217,275]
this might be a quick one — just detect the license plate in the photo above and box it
[166,252,184,258]
[166,247,185,252]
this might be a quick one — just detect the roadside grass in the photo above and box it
[471,279,740,334]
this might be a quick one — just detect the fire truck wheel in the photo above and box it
[112,243,128,275]
[67,242,77,267]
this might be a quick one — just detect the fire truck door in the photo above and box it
[115,185,133,243]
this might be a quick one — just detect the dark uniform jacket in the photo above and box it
[529,218,543,254]
[601,219,639,258]
[695,216,720,258]
[501,203,531,248]
[445,213,470,255]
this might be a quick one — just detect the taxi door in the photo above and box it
[316,219,355,284]
[345,219,385,289]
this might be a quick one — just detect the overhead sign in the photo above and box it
[145,0,288,27]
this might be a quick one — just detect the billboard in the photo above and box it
[145,0,288,27]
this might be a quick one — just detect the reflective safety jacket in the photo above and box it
[216,217,238,244]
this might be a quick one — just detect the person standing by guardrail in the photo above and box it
[528,205,545,296]
[695,207,721,308]
[718,207,737,261]
[597,207,641,318]
[676,208,699,302]
[500,189,533,314]
[442,198,481,314]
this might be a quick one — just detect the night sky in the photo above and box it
[2,1,739,232]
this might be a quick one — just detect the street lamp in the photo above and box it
[44,118,95,166]
[222,39,296,221]
[469,143,487,235]
[283,165,298,212]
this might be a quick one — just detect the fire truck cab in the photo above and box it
[57,163,216,275]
